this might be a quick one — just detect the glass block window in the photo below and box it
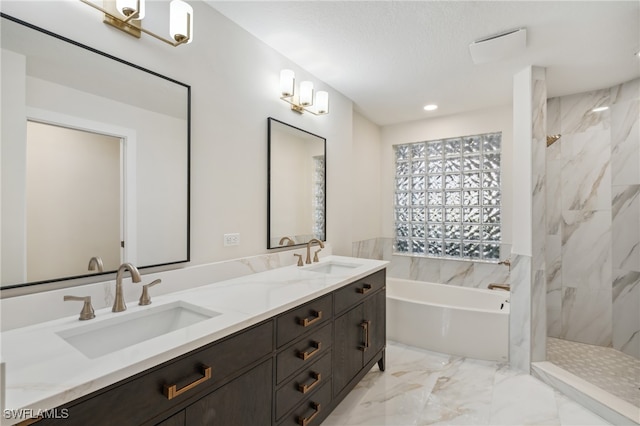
[394,132,502,260]
[313,155,325,240]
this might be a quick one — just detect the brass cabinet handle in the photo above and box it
[298,341,322,361]
[359,320,371,352]
[163,365,212,400]
[297,402,321,426]
[357,283,372,294]
[298,310,323,327]
[297,372,321,394]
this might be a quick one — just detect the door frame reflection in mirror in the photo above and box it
[25,110,136,281]
[267,117,326,250]
[0,13,190,291]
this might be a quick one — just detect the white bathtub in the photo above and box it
[386,278,510,362]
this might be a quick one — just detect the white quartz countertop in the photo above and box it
[0,256,387,425]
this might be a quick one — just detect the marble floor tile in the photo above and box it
[323,341,611,426]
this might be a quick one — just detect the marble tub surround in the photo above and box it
[0,243,332,332]
[0,255,386,424]
[546,77,640,358]
[323,341,611,426]
[353,237,511,289]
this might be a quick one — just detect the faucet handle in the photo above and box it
[313,249,322,263]
[139,279,162,306]
[64,295,95,320]
[294,253,303,267]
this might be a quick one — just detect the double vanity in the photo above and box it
[1,256,387,425]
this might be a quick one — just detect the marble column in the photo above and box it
[511,66,547,371]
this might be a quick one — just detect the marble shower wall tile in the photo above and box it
[547,97,561,137]
[546,158,563,234]
[546,234,562,291]
[559,88,611,135]
[561,130,612,212]
[531,268,547,362]
[560,286,612,347]
[612,269,640,358]
[561,210,612,290]
[610,98,639,186]
[612,185,640,272]
[610,77,640,105]
[546,287,562,338]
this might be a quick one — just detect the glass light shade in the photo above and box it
[170,0,194,44]
[116,0,145,19]
[280,70,295,97]
[315,91,329,114]
[299,81,314,106]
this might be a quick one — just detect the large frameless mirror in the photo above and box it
[268,118,326,249]
[1,14,190,290]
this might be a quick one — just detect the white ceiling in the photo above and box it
[206,1,640,126]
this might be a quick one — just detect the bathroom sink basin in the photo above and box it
[57,301,220,359]
[305,261,360,275]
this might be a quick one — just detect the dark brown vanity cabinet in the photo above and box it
[32,269,386,426]
[333,270,386,398]
[35,321,274,426]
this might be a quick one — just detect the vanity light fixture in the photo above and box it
[279,69,329,115]
[79,0,194,47]
[423,104,438,111]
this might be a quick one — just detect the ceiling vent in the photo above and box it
[469,28,527,64]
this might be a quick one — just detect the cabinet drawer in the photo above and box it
[276,352,332,419]
[277,322,332,384]
[334,269,385,314]
[40,320,274,425]
[277,294,332,348]
[277,379,332,426]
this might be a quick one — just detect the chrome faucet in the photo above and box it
[305,239,324,264]
[113,262,141,312]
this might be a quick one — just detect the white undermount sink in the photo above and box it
[57,301,220,359]
[305,261,360,275]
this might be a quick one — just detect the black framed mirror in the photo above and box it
[267,118,326,249]
[1,14,190,289]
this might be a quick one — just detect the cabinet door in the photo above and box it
[185,359,272,425]
[333,305,363,396]
[362,290,386,366]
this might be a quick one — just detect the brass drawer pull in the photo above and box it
[298,310,323,327]
[297,402,321,426]
[359,320,371,352]
[357,283,372,294]
[163,365,212,400]
[298,341,322,361]
[297,372,321,394]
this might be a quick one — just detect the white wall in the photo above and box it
[0,0,355,285]
[379,105,514,247]
[351,111,382,242]
[1,49,27,285]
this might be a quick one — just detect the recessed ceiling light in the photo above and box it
[423,104,438,111]
[592,106,609,112]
